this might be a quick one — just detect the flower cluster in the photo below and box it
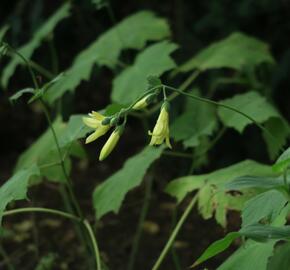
[83,91,171,161]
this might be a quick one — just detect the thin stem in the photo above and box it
[3,207,80,221]
[170,208,182,270]
[151,194,198,270]
[40,98,82,217]
[163,84,282,150]
[29,60,54,79]
[127,176,153,270]
[3,207,101,269]
[147,70,200,115]
[83,220,102,270]
[8,45,39,89]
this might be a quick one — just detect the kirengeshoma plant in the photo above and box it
[1,2,290,270]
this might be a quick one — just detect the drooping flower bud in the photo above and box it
[99,126,124,161]
[132,93,157,110]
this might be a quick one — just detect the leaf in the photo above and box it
[262,117,290,160]
[225,176,284,190]
[239,224,290,241]
[273,147,290,173]
[9,88,35,102]
[170,89,217,147]
[93,146,163,219]
[111,41,177,104]
[241,190,287,227]
[192,232,240,267]
[15,115,89,182]
[0,164,40,224]
[267,242,290,270]
[218,91,279,133]
[166,160,273,227]
[217,240,276,270]
[44,11,171,103]
[1,3,70,88]
[178,32,274,73]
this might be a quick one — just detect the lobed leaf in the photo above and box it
[1,3,70,88]
[44,11,171,103]
[178,32,274,73]
[241,190,287,227]
[93,146,164,219]
[111,41,177,104]
[0,164,40,224]
[217,91,279,133]
[166,160,273,227]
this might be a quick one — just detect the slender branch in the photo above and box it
[163,84,281,150]
[40,98,83,218]
[127,176,153,270]
[83,220,102,270]
[3,207,80,221]
[147,70,200,115]
[151,194,198,270]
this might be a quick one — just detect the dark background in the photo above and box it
[1,0,290,269]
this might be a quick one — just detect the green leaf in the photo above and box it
[171,89,217,147]
[241,190,287,227]
[9,88,35,102]
[262,117,290,160]
[93,146,163,219]
[1,3,70,88]
[15,115,89,182]
[218,91,279,133]
[111,41,177,104]
[225,176,283,190]
[44,11,171,103]
[178,32,274,73]
[267,242,290,270]
[0,164,40,224]
[273,147,290,173]
[217,240,276,270]
[192,232,240,267]
[240,224,290,241]
[166,160,273,227]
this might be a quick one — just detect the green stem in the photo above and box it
[127,175,153,270]
[40,98,82,217]
[83,220,102,270]
[147,70,200,115]
[151,194,198,270]
[3,207,80,221]
[3,207,102,269]
[29,60,54,79]
[163,84,281,149]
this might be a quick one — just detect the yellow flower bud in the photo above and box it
[83,111,110,144]
[99,127,123,161]
[132,93,156,110]
[148,102,172,148]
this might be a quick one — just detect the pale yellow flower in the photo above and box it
[148,102,172,148]
[99,127,123,161]
[83,111,110,144]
